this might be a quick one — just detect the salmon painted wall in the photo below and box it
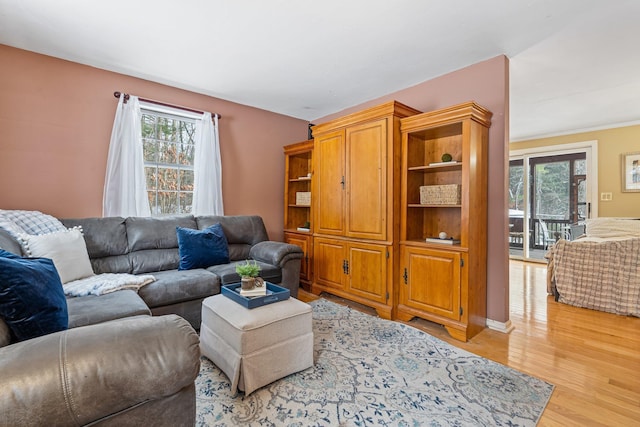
[313,55,511,324]
[0,45,309,241]
[0,44,510,324]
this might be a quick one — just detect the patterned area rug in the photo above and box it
[196,299,553,426]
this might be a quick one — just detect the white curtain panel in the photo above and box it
[102,95,151,217]
[193,113,224,215]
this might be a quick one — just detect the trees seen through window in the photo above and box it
[141,112,196,215]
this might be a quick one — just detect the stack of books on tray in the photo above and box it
[239,286,268,297]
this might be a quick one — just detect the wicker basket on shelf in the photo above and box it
[419,184,461,205]
[296,192,311,206]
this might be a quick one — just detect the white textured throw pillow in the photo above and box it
[19,228,94,283]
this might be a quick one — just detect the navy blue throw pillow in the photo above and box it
[177,223,230,270]
[0,249,69,342]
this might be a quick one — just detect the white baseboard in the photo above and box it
[486,318,515,334]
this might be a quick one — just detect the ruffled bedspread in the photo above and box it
[548,237,640,316]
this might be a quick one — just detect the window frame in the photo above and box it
[140,102,201,216]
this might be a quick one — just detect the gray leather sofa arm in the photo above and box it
[250,241,303,298]
[0,315,200,427]
[250,241,303,267]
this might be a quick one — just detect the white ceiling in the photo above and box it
[1,0,639,141]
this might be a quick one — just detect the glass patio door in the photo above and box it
[509,142,596,262]
[508,159,525,258]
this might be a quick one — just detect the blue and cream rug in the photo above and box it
[196,299,553,426]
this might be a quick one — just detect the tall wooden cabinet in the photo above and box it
[283,140,314,291]
[310,101,421,318]
[396,102,492,341]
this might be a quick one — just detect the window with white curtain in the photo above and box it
[141,108,197,215]
[104,94,223,218]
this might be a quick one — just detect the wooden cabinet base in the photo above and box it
[311,284,393,320]
[299,282,311,292]
[395,303,481,342]
[284,231,312,292]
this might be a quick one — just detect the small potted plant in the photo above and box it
[236,259,261,290]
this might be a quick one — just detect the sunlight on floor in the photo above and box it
[509,260,550,323]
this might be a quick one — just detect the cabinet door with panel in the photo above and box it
[399,245,461,321]
[345,118,388,240]
[312,236,346,291]
[312,237,392,318]
[314,130,345,236]
[284,232,312,289]
[346,241,390,305]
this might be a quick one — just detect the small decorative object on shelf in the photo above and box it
[438,231,448,239]
[297,221,311,232]
[428,153,458,167]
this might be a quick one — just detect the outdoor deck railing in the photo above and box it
[508,218,573,250]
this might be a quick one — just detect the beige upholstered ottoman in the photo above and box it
[200,294,314,395]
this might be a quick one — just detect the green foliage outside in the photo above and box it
[534,161,570,219]
[141,113,196,214]
[509,159,586,221]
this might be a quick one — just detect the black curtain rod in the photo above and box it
[113,91,221,119]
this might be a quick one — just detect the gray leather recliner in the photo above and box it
[0,314,201,427]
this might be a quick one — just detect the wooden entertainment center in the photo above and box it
[284,100,492,341]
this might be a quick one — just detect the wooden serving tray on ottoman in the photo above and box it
[221,282,290,309]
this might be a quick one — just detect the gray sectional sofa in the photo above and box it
[0,214,303,426]
[58,214,303,329]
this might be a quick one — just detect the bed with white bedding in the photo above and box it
[546,218,640,316]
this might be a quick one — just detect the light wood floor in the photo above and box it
[299,260,640,426]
